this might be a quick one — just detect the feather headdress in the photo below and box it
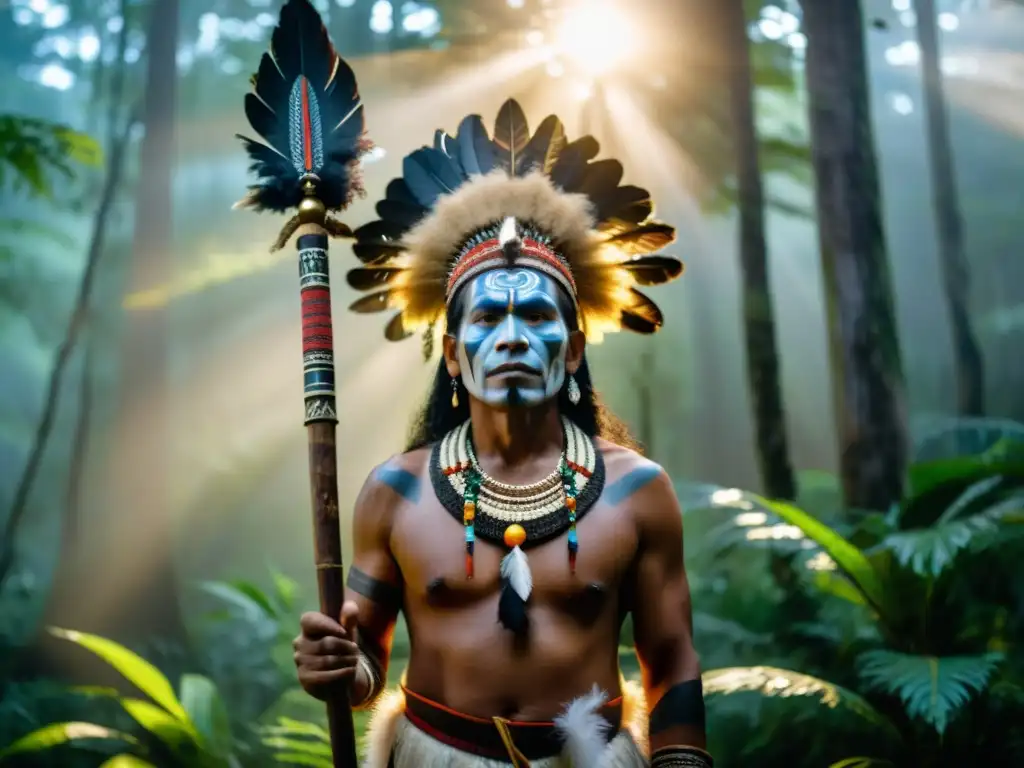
[235,0,372,247]
[346,99,683,350]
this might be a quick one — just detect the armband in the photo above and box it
[651,745,714,768]
[351,646,386,710]
[347,566,402,611]
[650,678,706,733]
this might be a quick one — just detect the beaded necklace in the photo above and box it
[429,417,605,633]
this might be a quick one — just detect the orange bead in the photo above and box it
[566,496,576,511]
[503,524,527,548]
[463,501,476,521]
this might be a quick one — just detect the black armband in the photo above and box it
[651,746,714,768]
[347,566,402,610]
[650,678,706,734]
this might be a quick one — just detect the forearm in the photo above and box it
[645,662,712,766]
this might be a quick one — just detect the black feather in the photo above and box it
[349,290,395,313]
[498,580,529,634]
[517,114,566,175]
[492,99,530,175]
[456,115,486,177]
[385,178,423,208]
[619,288,664,333]
[615,255,684,286]
[402,148,463,208]
[346,264,406,290]
[605,223,676,255]
[376,199,425,229]
[386,312,414,341]
[352,219,406,243]
[548,136,601,190]
[353,241,404,264]
[237,0,368,213]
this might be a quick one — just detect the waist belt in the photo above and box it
[401,685,623,765]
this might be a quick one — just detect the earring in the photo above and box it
[451,376,460,408]
[567,374,581,405]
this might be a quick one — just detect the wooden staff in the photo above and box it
[236,0,368,762]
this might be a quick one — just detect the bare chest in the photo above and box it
[392,492,638,616]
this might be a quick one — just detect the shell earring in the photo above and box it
[451,376,460,408]
[567,374,581,405]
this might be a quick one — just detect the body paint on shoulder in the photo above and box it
[375,464,421,503]
[603,462,663,505]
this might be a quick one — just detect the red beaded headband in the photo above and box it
[445,236,578,305]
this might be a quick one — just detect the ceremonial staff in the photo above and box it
[235,0,371,764]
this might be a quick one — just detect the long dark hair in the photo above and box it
[404,285,641,453]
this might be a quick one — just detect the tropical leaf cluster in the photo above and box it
[686,432,1024,765]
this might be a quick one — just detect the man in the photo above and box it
[293,100,711,768]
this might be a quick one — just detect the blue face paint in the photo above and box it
[456,268,571,408]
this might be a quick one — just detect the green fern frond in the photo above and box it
[882,511,999,577]
[856,650,1003,734]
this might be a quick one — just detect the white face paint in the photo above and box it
[455,268,571,409]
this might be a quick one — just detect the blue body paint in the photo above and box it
[376,465,421,502]
[603,462,663,504]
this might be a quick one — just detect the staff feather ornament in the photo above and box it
[345,99,684,355]
[235,0,372,250]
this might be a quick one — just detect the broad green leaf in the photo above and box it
[0,722,136,759]
[98,756,159,768]
[196,581,272,618]
[830,759,895,768]
[121,698,199,753]
[937,475,1004,524]
[812,569,868,607]
[271,568,300,612]
[49,628,189,722]
[882,510,999,577]
[856,650,1003,734]
[703,666,898,739]
[262,718,330,740]
[230,579,278,616]
[262,737,332,756]
[750,496,887,615]
[179,674,232,757]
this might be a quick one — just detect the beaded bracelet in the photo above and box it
[651,745,715,768]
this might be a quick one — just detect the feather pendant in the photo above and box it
[619,288,664,333]
[352,219,406,243]
[376,199,425,229]
[517,114,567,176]
[346,264,407,291]
[498,547,532,634]
[604,222,677,255]
[420,319,436,360]
[492,99,531,176]
[237,0,368,213]
[614,255,685,286]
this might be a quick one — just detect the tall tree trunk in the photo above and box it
[722,0,796,501]
[39,0,133,641]
[802,1,909,511]
[912,0,985,416]
[58,0,187,648]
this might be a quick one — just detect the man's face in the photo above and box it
[455,268,571,408]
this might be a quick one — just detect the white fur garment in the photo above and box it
[362,679,649,768]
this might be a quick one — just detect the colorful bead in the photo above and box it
[503,523,527,548]
[566,496,576,512]
[463,501,476,522]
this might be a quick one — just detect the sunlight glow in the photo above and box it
[734,512,769,527]
[39,62,74,90]
[41,3,68,28]
[370,0,394,34]
[554,1,636,76]
[938,12,960,31]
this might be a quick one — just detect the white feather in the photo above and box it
[500,546,532,601]
[554,685,612,767]
[498,215,519,245]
